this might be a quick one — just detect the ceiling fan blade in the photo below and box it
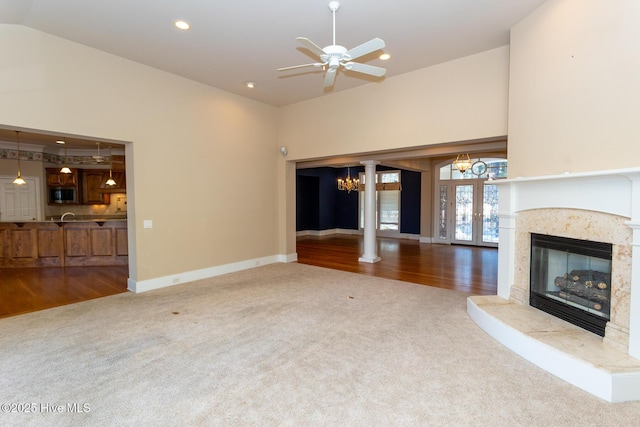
[296,37,326,57]
[277,63,324,71]
[345,37,385,61]
[324,69,337,88]
[343,62,386,77]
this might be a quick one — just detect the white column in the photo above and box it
[359,160,381,263]
[495,181,516,300]
[626,172,640,359]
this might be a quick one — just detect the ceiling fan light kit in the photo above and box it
[277,1,386,88]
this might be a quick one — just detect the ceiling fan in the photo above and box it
[277,1,386,88]
[92,142,105,163]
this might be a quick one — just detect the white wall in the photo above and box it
[0,25,280,283]
[508,0,640,177]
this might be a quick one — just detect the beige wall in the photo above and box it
[278,46,510,161]
[0,25,280,282]
[4,1,635,284]
[508,0,640,177]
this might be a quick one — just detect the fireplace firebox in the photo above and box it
[529,233,612,336]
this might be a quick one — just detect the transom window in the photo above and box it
[439,158,508,180]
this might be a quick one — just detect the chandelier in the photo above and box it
[453,153,473,173]
[337,167,359,193]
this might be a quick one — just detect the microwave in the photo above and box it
[49,187,77,204]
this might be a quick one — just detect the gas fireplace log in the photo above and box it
[553,277,609,303]
[558,291,604,311]
[563,270,610,290]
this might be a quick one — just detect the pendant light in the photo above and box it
[59,138,72,174]
[13,131,26,185]
[105,146,116,186]
[453,153,473,173]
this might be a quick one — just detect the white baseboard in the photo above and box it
[128,253,297,293]
[296,228,424,241]
[296,228,360,237]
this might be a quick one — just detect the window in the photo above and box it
[439,158,508,181]
[359,170,401,231]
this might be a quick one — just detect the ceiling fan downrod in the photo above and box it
[329,1,340,46]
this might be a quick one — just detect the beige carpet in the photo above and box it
[1,263,639,426]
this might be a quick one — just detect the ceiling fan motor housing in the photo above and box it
[321,45,348,70]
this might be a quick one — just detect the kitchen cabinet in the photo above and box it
[0,221,127,267]
[81,170,110,204]
[0,222,64,267]
[46,168,78,187]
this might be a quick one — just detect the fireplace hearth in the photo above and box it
[467,168,640,402]
[529,233,612,336]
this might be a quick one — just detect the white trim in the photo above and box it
[467,297,640,403]
[128,254,295,293]
[296,228,421,240]
[296,228,361,237]
[419,236,434,244]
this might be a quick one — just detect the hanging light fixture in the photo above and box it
[453,153,473,173]
[13,131,26,185]
[59,139,72,174]
[105,147,116,186]
[337,166,359,193]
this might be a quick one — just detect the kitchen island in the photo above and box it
[0,220,128,268]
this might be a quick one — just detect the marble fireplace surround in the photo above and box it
[467,167,640,402]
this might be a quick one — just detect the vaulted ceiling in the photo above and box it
[1,0,546,159]
[1,0,547,107]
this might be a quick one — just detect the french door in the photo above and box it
[437,180,498,247]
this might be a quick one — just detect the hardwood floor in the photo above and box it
[1,235,496,319]
[0,266,129,319]
[296,234,498,295]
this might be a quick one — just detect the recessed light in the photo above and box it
[379,53,391,61]
[174,20,190,30]
[245,82,256,89]
[56,139,65,145]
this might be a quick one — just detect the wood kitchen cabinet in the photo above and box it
[0,221,127,267]
[81,170,110,204]
[0,222,64,267]
[46,168,78,187]
[63,221,128,266]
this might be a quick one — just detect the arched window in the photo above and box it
[439,158,508,181]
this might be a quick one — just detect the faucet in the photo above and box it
[61,212,76,221]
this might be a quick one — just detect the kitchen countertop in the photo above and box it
[1,216,126,224]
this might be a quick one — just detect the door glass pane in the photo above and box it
[438,185,448,240]
[482,184,499,243]
[455,185,474,241]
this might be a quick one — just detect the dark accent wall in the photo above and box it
[296,166,421,235]
[399,169,421,234]
[296,175,319,231]
[297,167,361,231]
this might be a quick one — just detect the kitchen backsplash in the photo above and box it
[45,194,127,218]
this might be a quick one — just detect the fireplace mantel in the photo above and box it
[468,167,640,402]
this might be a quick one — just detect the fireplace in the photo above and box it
[529,233,612,336]
[466,168,640,402]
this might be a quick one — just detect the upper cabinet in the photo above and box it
[46,167,126,205]
[81,169,110,205]
[46,168,78,187]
